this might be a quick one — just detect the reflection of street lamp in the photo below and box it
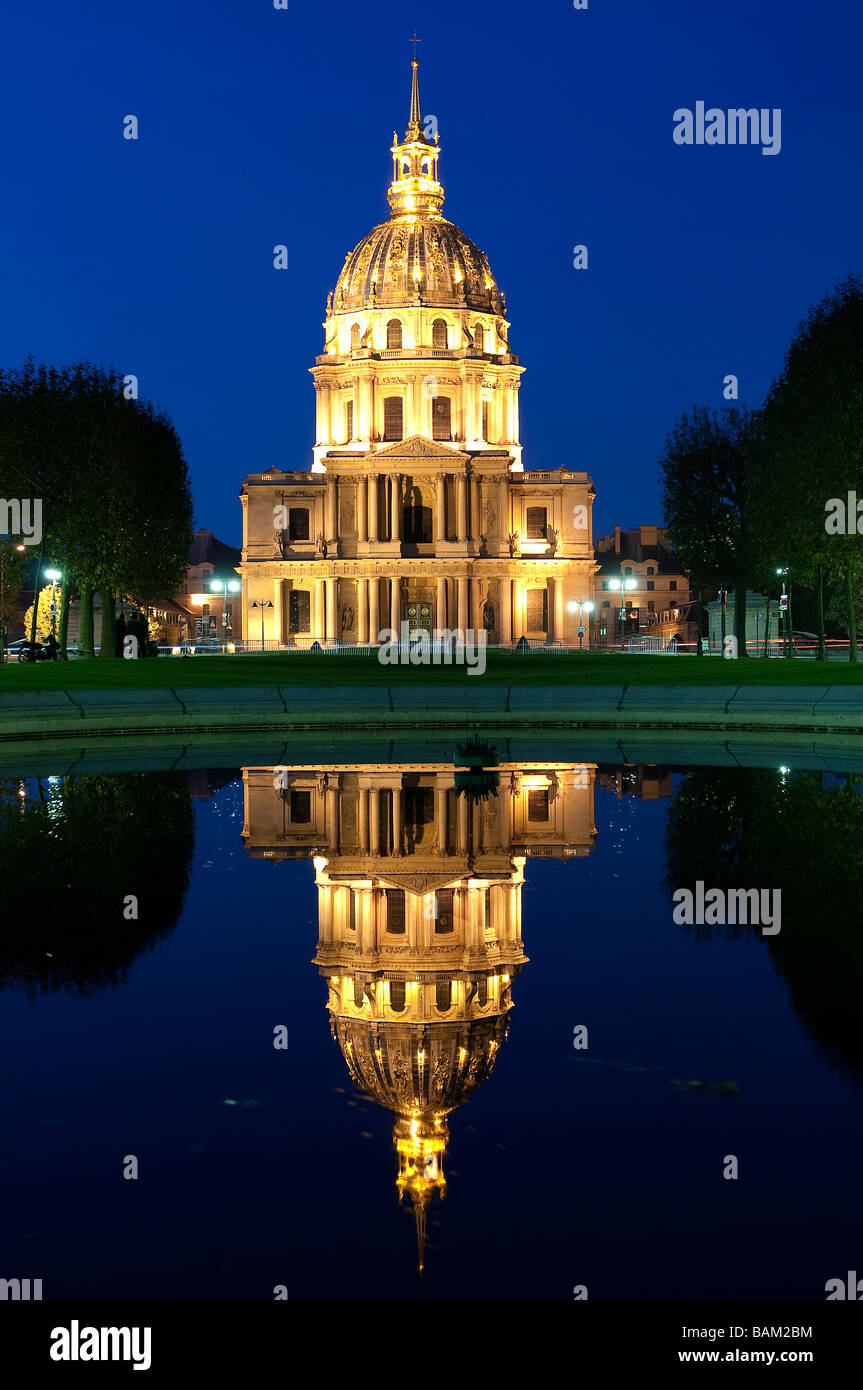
[44,567,62,640]
[251,598,273,651]
[607,577,637,646]
[210,579,241,639]
[567,598,594,650]
[0,539,26,658]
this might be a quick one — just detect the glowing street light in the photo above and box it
[210,579,241,640]
[567,597,595,650]
[44,567,62,640]
[607,576,637,647]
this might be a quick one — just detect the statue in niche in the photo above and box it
[274,529,290,559]
[482,599,495,632]
[507,530,520,557]
[341,606,355,632]
[547,526,559,556]
[315,533,327,559]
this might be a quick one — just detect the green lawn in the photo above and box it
[1,650,862,691]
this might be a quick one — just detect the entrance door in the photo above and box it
[405,601,432,638]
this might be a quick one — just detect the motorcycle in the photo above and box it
[17,641,67,663]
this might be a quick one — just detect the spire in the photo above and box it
[388,44,444,217]
[407,34,423,139]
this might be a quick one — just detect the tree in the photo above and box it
[659,406,762,655]
[0,537,27,649]
[756,273,863,662]
[23,583,61,642]
[0,361,193,657]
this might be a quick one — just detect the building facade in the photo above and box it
[593,524,696,648]
[239,58,596,648]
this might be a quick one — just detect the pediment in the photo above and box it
[373,435,468,462]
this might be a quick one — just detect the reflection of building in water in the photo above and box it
[242,761,595,1269]
[597,764,673,801]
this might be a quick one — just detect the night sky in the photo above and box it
[1,0,860,545]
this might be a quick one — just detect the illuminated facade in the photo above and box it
[242,757,596,1269]
[239,57,596,647]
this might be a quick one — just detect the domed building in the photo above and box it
[241,756,597,1271]
[239,53,597,647]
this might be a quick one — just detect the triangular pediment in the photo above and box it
[373,434,469,461]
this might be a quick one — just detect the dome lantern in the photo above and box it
[388,50,444,219]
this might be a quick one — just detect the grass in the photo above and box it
[1,650,862,692]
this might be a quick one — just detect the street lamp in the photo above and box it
[567,598,595,650]
[607,577,637,647]
[44,567,62,640]
[210,579,241,641]
[775,567,791,658]
[251,598,273,651]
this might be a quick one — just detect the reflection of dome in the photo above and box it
[334,217,503,314]
[333,1015,509,1115]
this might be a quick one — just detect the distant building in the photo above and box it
[593,524,696,648]
[172,528,242,642]
[706,591,780,653]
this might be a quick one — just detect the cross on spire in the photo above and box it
[410,31,421,62]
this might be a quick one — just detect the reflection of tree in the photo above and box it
[665,769,863,1078]
[0,773,194,996]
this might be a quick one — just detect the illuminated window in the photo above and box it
[526,506,547,539]
[390,980,406,1012]
[436,980,452,1011]
[386,318,402,350]
[432,318,447,348]
[474,323,484,352]
[432,396,451,441]
[202,604,210,617]
[435,889,454,933]
[528,789,549,822]
[350,323,361,350]
[383,396,403,441]
[385,888,405,934]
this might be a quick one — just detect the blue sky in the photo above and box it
[1,0,860,544]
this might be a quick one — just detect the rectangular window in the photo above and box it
[345,399,354,440]
[434,888,454,933]
[289,508,309,541]
[646,580,654,591]
[385,888,406,934]
[290,790,311,823]
[289,589,311,634]
[481,400,489,440]
[432,396,451,441]
[383,396,403,441]
[601,600,610,609]
[601,581,609,591]
[669,580,677,591]
[349,893,356,931]
[526,588,548,632]
[528,789,549,822]
[647,600,655,612]
[526,506,547,540]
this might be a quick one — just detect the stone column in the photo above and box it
[314,580,325,641]
[272,579,283,647]
[554,577,565,644]
[457,793,469,853]
[326,578,337,643]
[318,384,331,444]
[390,473,402,542]
[358,788,369,852]
[368,475,379,542]
[390,576,400,634]
[435,474,447,543]
[369,789,380,854]
[326,784,340,852]
[357,577,369,643]
[435,784,448,855]
[359,377,373,441]
[326,475,337,540]
[456,474,467,541]
[369,576,380,644]
[500,576,511,646]
[391,782,403,858]
[436,577,447,631]
[358,476,368,542]
[470,474,480,540]
[457,576,469,632]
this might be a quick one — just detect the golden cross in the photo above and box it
[410,32,421,61]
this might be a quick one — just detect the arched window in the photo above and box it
[390,980,406,1012]
[350,322,361,350]
[432,318,448,349]
[386,318,403,350]
[432,396,451,441]
[383,396,403,441]
[436,980,452,1011]
[474,323,484,352]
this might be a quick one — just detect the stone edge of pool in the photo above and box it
[1,683,863,740]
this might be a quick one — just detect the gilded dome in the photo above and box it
[333,216,503,314]
[334,1015,509,1116]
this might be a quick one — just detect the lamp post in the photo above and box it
[251,598,273,651]
[210,579,241,643]
[776,567,791,657]
[44,567,62,641]
[607,577,637,648]
[0,539,26,659]
[567,598,594,650]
